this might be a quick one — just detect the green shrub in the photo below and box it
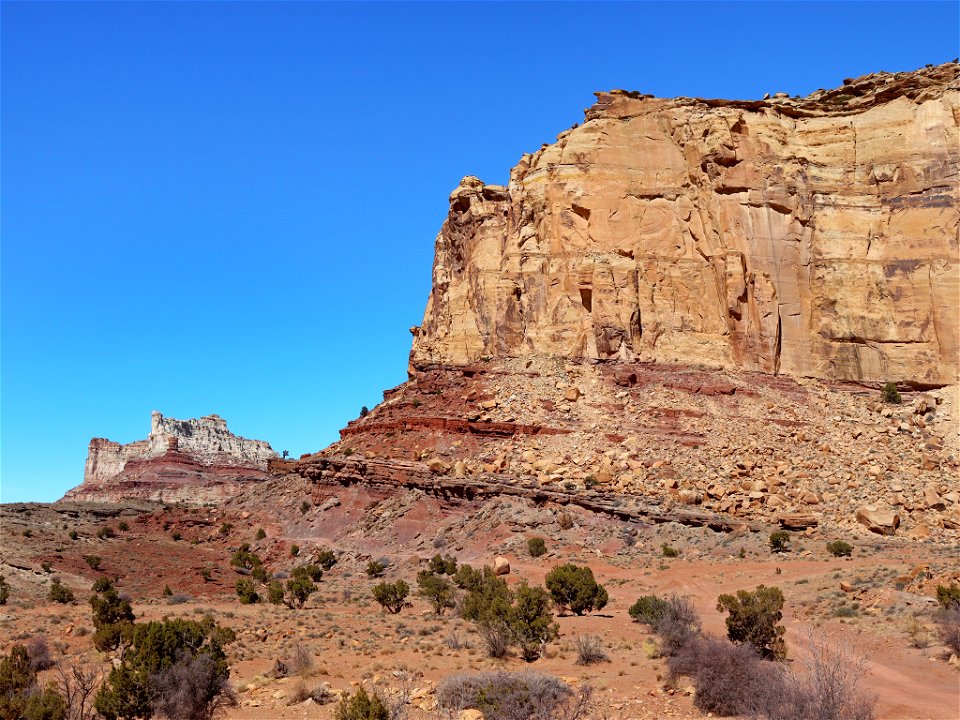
[218,522,233,536]
[117,521,129,532]
[452,564,483,591]
[372,581,409,614]
[544,564,608,616]
[428,554,458,575]
[68,530,79,541]
[299,500,311,515]
[509,581,558,662]
[936,583,960,609]
[230,543,262,572]
[629,595,669,625]
[235,579,259,605]
[255,528,266,541]
[290,544,300,557]
[0,644,68,720]
[365,561,386,578]
[171,531,181,542]
[661,543,680,558]
[97,526,116,540]
[267,581,285,605]
[201,568,213,582]
[316,549,337,570]
[94,617,234,720]
[881,381,901,404]
[90,578,135,652]
[84,555,102,570]
[769,531,791,554]
[826,540,853,557]
[716,585,786,660]
[296,564,323,582]
[162,585,173,597]
[285,575,317,609]
[0,574,8,605]
[527,537,547,558]
[416,571,455,615]
[48,579,74,604]
[334,686,388,720]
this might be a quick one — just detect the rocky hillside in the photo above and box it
[411,63,958,386]
[64,412,276,504]
[271,64,959,543]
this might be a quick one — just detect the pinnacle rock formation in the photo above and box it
[411,63,959,386]
[64,412,277,504]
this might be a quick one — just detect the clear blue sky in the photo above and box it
[2,1,957,503]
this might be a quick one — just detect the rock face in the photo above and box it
[411,63,959,385]
[65,412,277,504]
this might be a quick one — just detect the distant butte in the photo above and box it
[64,411,276,504]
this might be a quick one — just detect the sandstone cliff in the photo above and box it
[411,63,959,385]
[65,412,277,504]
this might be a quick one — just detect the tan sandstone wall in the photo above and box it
[411,64,959,385]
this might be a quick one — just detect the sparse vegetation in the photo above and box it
[90,578,135,652]
[436,670,592,720]
[255,528,266,541]
[544,564,608,616]
[97,526,116,540]
[117,521,129,532]
[661,543,680,558]
[827,540,854,557]
[935,607,960,654]
[573,635,609,665]
[428,553,458,575]
[881,381,901,404]
[628,595,669,625]
[0,644,68,720]
[935,583,960,609]
[290,544,300,557]
[94,617,235,720]
[333,686,388,720]
[299,500,311,515]
[48,578,75,604]
[83,555,102,571]
[315,549,337,570]
[528,537,547,558]
[235,579,260,605]
[372,580,409,614]
[717,585,787,660]
[769,530,791,554]
[416,571,456,615]
[365,561,386,579]
[0,574,8,605]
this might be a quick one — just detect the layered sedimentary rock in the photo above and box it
[411,63,959,385]
[65,412,276,504]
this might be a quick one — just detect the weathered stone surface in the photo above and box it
[64,412,276,504]
[411,64,959,385]
[856,506,901,535]
[493,556,511,575]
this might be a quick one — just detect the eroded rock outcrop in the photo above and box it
[411,63,959,385]
[65,412,277,504]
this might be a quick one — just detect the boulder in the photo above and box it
[855,507,901,535]
[779,513,819,530]
[493,556,510,576]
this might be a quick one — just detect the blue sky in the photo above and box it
[2,1,958,503]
